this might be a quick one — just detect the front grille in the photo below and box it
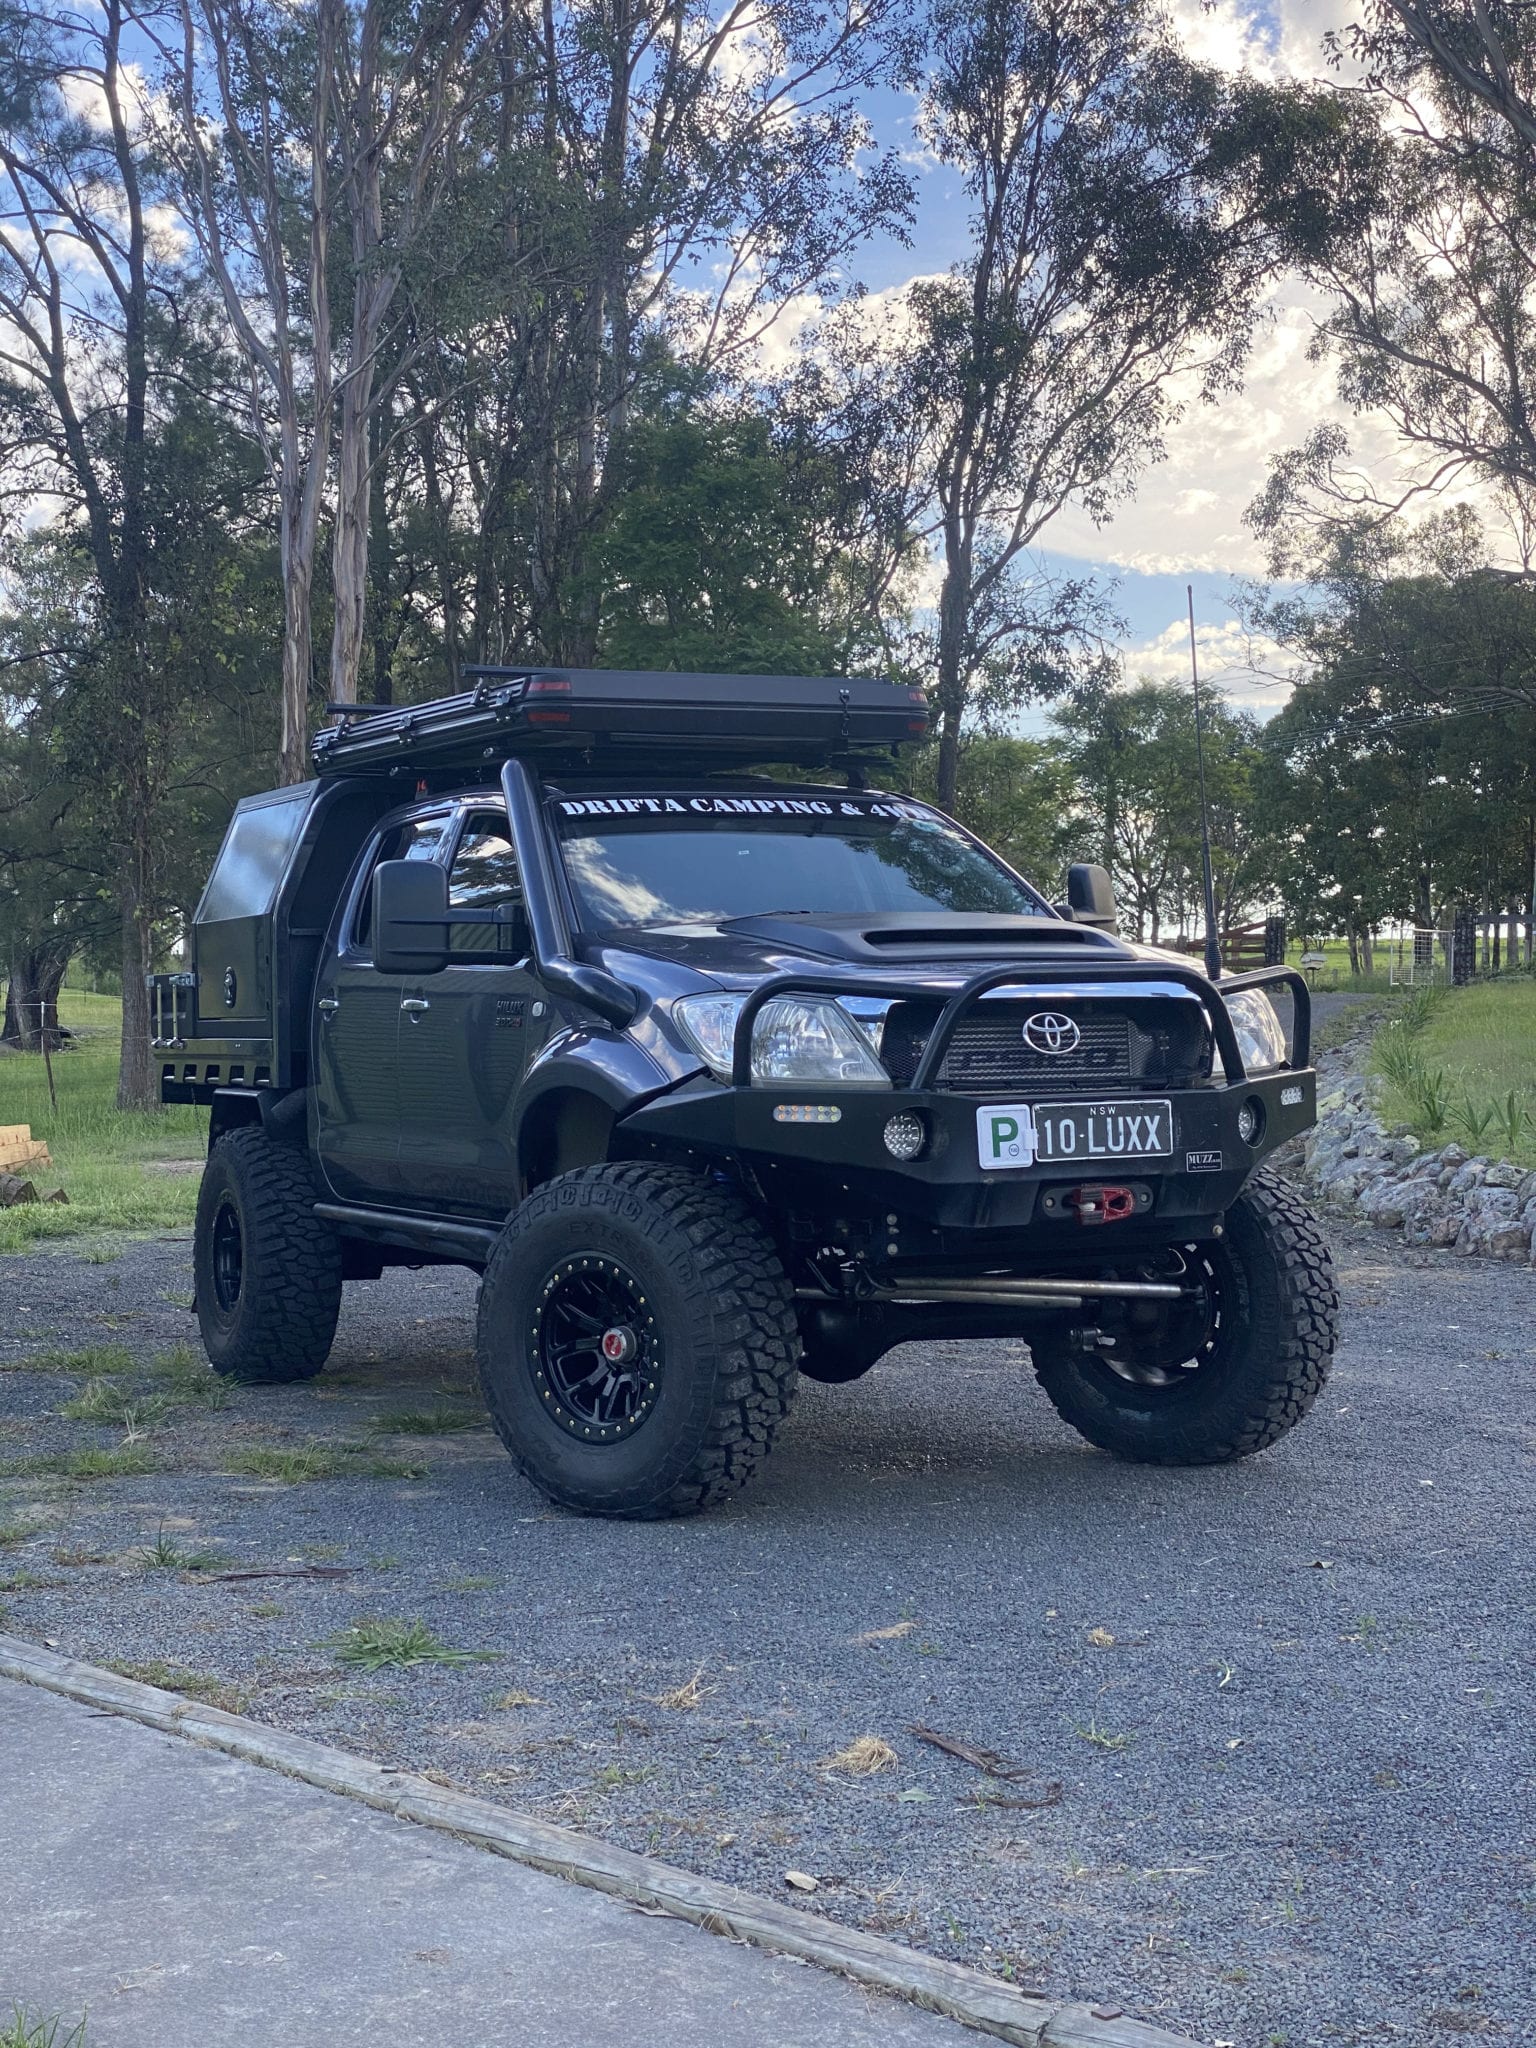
[880,999,1210,1096]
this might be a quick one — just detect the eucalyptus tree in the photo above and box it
[389,0,916,672]
[898,0,1368,808]
[0,0,193,1102]
[161,0,496,777]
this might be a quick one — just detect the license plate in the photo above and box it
[1033,1099,1172,1164]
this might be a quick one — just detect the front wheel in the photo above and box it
[476,1165,801,1518]
[1031,1169,1338,1465]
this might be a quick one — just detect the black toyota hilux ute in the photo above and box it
[152,668,1338,1518]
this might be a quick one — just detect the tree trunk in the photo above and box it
[3,946,72,1052]
[280,536,314,787]
[115,879,156,1111]
[329,363,372,706]
[1361,926,1374,977]
[933,550,970,813]
[1347,926,1360,976]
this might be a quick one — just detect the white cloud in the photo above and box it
[1119,612,1297,716]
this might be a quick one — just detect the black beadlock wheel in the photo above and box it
[1030,1169,1338,1464]
[476,1165,801,1518]
[193,1127,343,1383]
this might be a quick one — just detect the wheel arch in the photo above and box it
[514,1041,689,1192]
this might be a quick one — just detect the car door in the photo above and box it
[396,806,546,1216]
[313,810,453,1205]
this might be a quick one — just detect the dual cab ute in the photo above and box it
[152,669,1337,1517]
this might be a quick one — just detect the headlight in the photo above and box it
[673,993,890,1087]
[1223,989,1288,1075]
[671,993,744,1079]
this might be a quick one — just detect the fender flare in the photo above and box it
[513,1036,699,1186]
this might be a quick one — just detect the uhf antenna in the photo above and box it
[1187,585,1222,981]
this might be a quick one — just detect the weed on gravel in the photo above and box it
[222,1443,426,1483]
[102,1659,248,1713]
[326,1618,500,1672]
[0,2009,88,2048]
[371,1406,483,1435]
[59,1380,173,1429]
[5,1448,161,1480]
[5,1345,137,1377]
[135,1526,229,1573]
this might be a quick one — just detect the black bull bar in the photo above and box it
[729,960,1311,1088]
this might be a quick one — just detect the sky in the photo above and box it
[841,0,1377,723]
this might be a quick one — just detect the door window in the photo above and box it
[351,815,451,951]
[448,814,529,956]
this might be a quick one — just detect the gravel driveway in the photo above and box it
[2,1210,1532,2048]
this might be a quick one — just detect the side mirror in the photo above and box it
[1065,861,1117,932]
[372,859,450,975]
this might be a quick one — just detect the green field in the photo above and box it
[1374,976,1536,1167]
[0,993,204,1250]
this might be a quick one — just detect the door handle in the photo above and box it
[400,998,430,1015]
[317,997,339,1015]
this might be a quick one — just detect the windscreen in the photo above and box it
[552,791,1048,930]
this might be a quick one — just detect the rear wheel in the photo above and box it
[194,1127,342,1383]
[1031,1170,1337,1464]
[476,1165,800,1518]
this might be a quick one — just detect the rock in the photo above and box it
[1359,1178,1413,1229]
[1440,1144,1469,1168]
[1453,1185,1522,1256]
[1518,1172,1536,1208]
[1448,1160,1489,1194]
[1483,1161,1523,1189]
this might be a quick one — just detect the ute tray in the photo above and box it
[310,668,929,780]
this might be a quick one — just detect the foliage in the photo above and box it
[1050,679,1270,942]
[1375,978,1536,1164]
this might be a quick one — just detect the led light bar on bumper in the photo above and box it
[673,993,889,1088]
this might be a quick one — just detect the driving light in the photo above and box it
[1237,1097,1265,1146]
[1222,989,1288,1075]
[773,1103,842,1123]
[883,1112,926,1161]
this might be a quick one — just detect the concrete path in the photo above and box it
[0,1678,974,2048]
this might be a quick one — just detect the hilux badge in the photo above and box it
[1022,1011,1080,1055]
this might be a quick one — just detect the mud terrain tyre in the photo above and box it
[476,1165,800,1518]
[1031,1169,1337,1464]
[194,1127,342,1383]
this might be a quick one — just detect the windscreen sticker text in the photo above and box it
[556,795,928,821]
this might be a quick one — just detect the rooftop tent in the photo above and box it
[310,668,930,783]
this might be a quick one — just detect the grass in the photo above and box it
[326,1618,499,1672]
[1074,1718,1133,1751]
[0,1447,162,1481]
[0,2012,87,2048]
[59,1380,172,1430]
[223,1443,427,1483]
[820,1734,899,1774]
[0,990,204,1251]
[102,1658,248,1712]
[371,1406,483,1435]
[651,1667,710,1711]
[2,1345,138,1377]
[135,1526,229,1573]
[1375,976,1536,1167]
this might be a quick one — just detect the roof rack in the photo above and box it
[310,667,930,781]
